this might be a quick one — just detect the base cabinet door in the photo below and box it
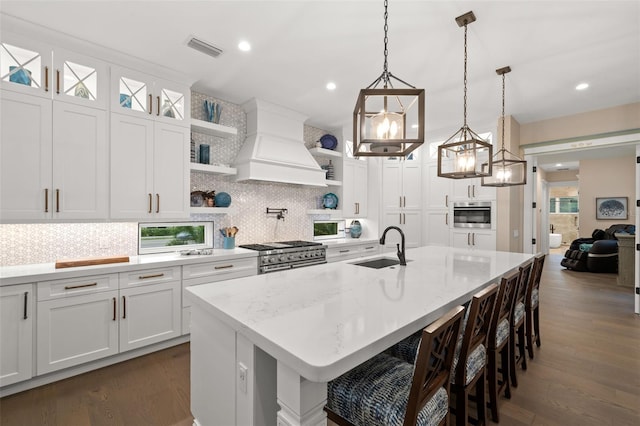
[37,290,119,375]
[0,284,34,386]
[119,281,181,352]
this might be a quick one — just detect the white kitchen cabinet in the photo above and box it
[182,257,257,334]
[425,162,452,210]
[425,210,451,247]
[36,274,120,375]
[119,281,181,352]
[1,91,107,220]
[111,65,190,127]
[110,113,189,219]
[0,284,34,387]
[325,241,380,263]
[451,230,496,250]
[342,158,368,217]
[382,210,422,249]
[452,178,496,201]
[382,154,421,210]
[1,34,109,109]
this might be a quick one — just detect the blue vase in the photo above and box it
[350,220,362,238]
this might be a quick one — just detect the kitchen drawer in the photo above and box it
[119,266,181,288]
[182,257,257,281]
[37,274,118,301]
[182,264,257,309]
[326,243,380,263]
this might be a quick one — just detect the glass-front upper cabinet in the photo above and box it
[1,34,50,97]
[1,33,108,109]
[111,65,190,126]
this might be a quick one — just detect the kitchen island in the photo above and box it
[186,245,534,426]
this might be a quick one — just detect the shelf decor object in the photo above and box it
[482,66,527,187]
[352,0,425,157]
[437,11,493,179]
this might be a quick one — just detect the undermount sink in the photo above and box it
[352,257,403,269]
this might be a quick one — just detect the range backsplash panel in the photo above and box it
[0,92,336,266]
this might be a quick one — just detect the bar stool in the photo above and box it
[450,284,498,426]
[486,270,519,423]
[510,261,532,388]
[526,254,547,359]
[325,305,465,426]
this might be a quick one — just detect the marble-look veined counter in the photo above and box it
[186,245,534,426]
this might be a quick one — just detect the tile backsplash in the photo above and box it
[0,92,339,266]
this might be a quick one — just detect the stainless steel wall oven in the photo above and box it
[453,201,492,228]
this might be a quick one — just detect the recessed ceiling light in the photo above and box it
[326,82,336,91]
[411,124,419,129]
[575,82,589,91]
[555,163,562,167]
[238,41,251,52]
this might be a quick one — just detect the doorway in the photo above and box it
[547,181,580,254]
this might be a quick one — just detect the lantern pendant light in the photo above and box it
[437,11,492,179]
[481,66,527,187]
[352,0,425,157]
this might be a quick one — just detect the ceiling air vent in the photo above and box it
[557,167,569,171]
[187,36,223,58]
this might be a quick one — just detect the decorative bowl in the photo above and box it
[214,191,232,207]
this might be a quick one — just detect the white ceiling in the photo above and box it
[2,0,639,141]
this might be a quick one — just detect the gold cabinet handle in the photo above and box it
[364,246,375,250]
[467,233,471,246]
[56,189,60,212]
[445,194,448,207]
[156,193,160,213]
[148,94,152,114]
[64,282,98,290]
[112,297,116,321]
[156,96,160,116]
[467,185,471,198]
[44,188,49,213]
[445,212,448,225]
[56,69,60,94]
[472,185,476,198]
[44,66,49,92]
[472,233,476,246]
[339,250,350,254]
[399,196,402,208]
[214,265,234,270]
[138,273,164,280]
[122,295,126,319]
[148,193,152,213]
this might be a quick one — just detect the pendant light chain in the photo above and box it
[501,72,505,150]
[382,0,390,87]
[463,22,468,130]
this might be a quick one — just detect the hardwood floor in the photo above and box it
[1,253,638,426]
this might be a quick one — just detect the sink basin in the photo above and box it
[352,257,402,269]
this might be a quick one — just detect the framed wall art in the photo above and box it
[595,197,628,220]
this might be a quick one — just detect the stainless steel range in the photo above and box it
[238,240,326,274]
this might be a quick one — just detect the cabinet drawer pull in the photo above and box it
[214,265,233,270]
[112,297,116,321]
[445,212,449,225]
[138,273,165,280]
[403,196,406,207]
[44,188,49,213]
[445,194,448,207]
[399,196,402,208]
[148,94,153,114]
[148,193,152,213]
[44,66,49,92]
[364,246,375,250]
[122,295,126,319]
[467,185,471,198]
[56,189,60,213]
[64,282,98,290]
[23,291,28,320]
[156,193,160,213]
[472,233,476,246]
[467,233,471,246]
[156,96,160,116]
[339,250,350,254]
[472,185,476,198]
[56,69,60,94]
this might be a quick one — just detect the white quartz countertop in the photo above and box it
[0,248,258,286]
[186,245,534,382]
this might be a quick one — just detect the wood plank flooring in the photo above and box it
[1,253,638,426]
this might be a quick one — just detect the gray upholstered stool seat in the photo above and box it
[327,352,448,426]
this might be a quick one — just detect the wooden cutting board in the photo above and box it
[55,255,130,269]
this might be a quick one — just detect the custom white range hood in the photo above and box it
[233,98,327,187]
